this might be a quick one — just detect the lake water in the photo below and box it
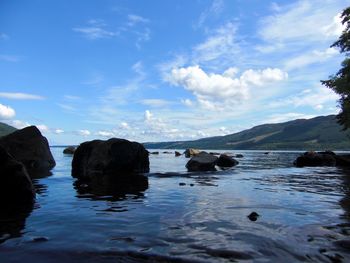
[1,148,350,262]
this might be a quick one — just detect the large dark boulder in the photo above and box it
[0,146,35,206]
[0,126,55,176]
[217,154,239,168]
[294,151,336,167]
[334,154,350,167]
[63,146,76,155]
[186,152,218,172]
[72,139,149,195]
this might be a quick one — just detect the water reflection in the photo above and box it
[0,203,33,244]
[73,173,149,200]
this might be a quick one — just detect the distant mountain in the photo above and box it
[0,122,16,137]
[144,115,350,150]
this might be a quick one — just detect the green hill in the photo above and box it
[0,122,16,137]
[144,115,350,150]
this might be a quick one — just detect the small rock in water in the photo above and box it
[190,183,194,187]
[175,151,181,157]
[179,182,186,186]
[247,212,260,221]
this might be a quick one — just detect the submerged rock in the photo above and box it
[294,151,336,167]
[184,148,201,158]
[217,154,239,168]
[0,126,55,176]
[149,151,159,155]
[63,146,76,155]
[175,151,181,157]
[0,146,35,206]
[72,138,149,195]
[247,212,260,221]
[235,154,244,158]
[186,152,218,172]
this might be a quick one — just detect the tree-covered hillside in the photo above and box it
[144,115,350,150]
[0,122,17,137]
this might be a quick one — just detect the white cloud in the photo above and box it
[196,0,224,28]
[0,104,15,119]
[193,22,239,63]
[181,98,193,107]
[120,122,130,129]
[73,26,117,40]
[8,120,30,129]
[64,95,81,100]
[96,130,115,137]
[144,110,153,121]
[0,92,45,100]
[284,47,339,70]
[259,1,346,44]
[0,54,20,62]
[167,65,287,110]
[37,124,49,133]
[54,129,64,134]
[78,130,91,136]
[127,14,150,26]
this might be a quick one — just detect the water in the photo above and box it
[1,148,350,262]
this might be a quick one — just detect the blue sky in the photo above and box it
[0,0,349,145]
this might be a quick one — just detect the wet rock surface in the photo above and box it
[72,138,150,195]
[63,146,76,155]
[184,148,201,158]
[294,151,350,167]
[186,152,218,172]
[0,126,55,176]
[0,146,35,206]
[217,154,239,168]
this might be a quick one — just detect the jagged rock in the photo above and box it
[175,151,181,157]
[294,151,336,167]
[217,154,239,167]
[184,148,201,158]
[186,152,218,172]
[63,146,76,155]
[0,126,55,176]
[72,138,149,194]
[0,146,35,206]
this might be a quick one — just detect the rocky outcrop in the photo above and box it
[63,146,76,155]
[0,146,35,206]
[217,154,239,168]
[184,148,201,158]
[186,152,218,172]
[72,138,149,195]
[0,126,55,176]
[294,151,336,167]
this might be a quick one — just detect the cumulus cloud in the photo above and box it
[167,65,287,110]
[0,103,15,119]
[0,92,45,100]
[265,113,317,124]
[78,130,91,136]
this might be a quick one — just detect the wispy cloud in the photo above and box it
[0,33,9,40]
[140,99,172,108]
[0,92,45,100]
[195,0,224,29]
[127,14,150,26]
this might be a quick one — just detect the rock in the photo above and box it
[72,138,149,195]
[186,152,218,172]
[294,151,336,167]
[179,182,186,186]
[175,151,181,157]
[149,151,159,155]
[247,212,260,221]
[334,154,350,166]
[209,152,220,155]
[264,152,270,155]
[217,154,239,168]
[63,146,76,155]
[163,151,172,154]
[0,126,55,176]
[235,154,244,158]
[0,146,35,206]
[184,148,201,158]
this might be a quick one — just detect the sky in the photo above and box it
[0,0,349,145]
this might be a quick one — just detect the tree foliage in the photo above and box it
[322,7,350,129]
